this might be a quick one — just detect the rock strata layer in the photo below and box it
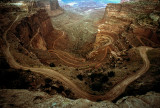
[89,1,160,58]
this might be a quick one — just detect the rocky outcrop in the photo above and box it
[0,1,63,50]
[15,9,61,50]
[89,1,160,58]
[43,0,64,17]
[0,3,66,66]
[121,0,159,2]
[0,89,160,108]
[50,0,60,10]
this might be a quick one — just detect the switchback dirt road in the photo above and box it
[1,15,152,101]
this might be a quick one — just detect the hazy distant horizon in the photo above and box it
[58,0,120,7]
[58,0,120,4]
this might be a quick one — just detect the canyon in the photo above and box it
[0,0,160,107]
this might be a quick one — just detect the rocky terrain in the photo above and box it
[89,0,160,59]
[0,2,69,66]
[51,8,104,56]
[0,0,160,107]
[44,0,64,17]
[0,89,160,108]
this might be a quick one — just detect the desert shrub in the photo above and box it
[50,63,55,67]
[101,75,109,83]
[90,73,97,82]
[26,69,31,73]
[90,73,109,82]
[57,86,64,93]
[45,78,52,84]
[77,74,83,81]
[108,71,115,77]
[102,67,106,72]
[91,82,102,91]
[65,89,71,96]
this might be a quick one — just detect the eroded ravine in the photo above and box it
[1,14,152,101]
[48,30,113,68]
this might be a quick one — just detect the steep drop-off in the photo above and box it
[0,3,69,66]
[14,9,64,50]
[89,0,160,59]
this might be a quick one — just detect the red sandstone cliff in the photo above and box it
[0,3,67,66]
[89,1,160,58]
[14,9,63,50]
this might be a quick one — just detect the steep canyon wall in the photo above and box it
[15,9,61,50]
[89,0,160,58]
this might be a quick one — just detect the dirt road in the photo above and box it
[1,16,152,101]
[48,32,113,68]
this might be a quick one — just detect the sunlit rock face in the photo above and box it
[121,0,159,2]
[50,0,60,10]
[1,6,62,51]
[89,0,160,58]
[15,9,54,50]
[0,3,67,66]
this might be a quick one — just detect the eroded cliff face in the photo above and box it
[89,1,160,58]
[0,3,67,66]
[15,9,62,50]
[50,0,60,10]
[1,0,64,50]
